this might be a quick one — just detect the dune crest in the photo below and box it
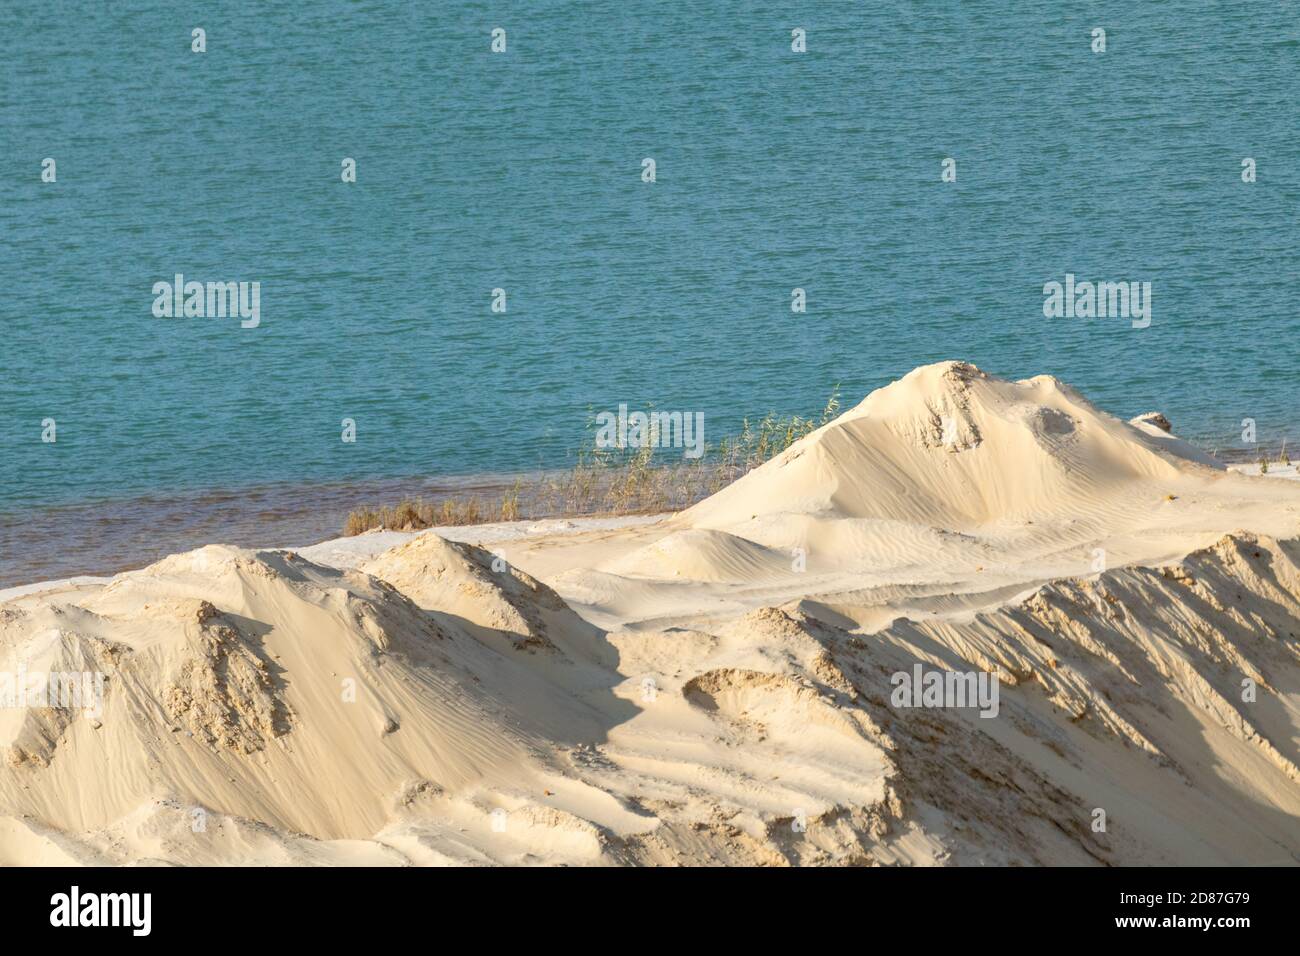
[2,362,1298,865]
[685,361,1221,533]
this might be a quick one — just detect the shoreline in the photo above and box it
[3,457,1296,602]
[0,468,574,590]
[0,512,672,605]
[4,447,1297,594]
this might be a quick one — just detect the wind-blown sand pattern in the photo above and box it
[2,362,1297,865]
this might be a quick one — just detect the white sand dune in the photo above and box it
[2,361,1298,865]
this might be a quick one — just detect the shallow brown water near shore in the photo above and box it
[0,471,541,588]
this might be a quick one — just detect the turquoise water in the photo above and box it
[2,2,1297,579]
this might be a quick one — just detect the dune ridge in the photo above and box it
[1,362,1297,865]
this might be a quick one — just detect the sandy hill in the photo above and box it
[688,362,1204,526]
[1,361,1297,865]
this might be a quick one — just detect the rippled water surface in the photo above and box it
[1,1,1296,582]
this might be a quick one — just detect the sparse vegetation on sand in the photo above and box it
[342,389,841,535]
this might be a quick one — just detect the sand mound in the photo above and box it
[791,533,1300,864]
[605,528,794,583]
[3,362,1299,865]
[359,532,598,655]
[0,546,551,856]
[684,361,1224,532]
